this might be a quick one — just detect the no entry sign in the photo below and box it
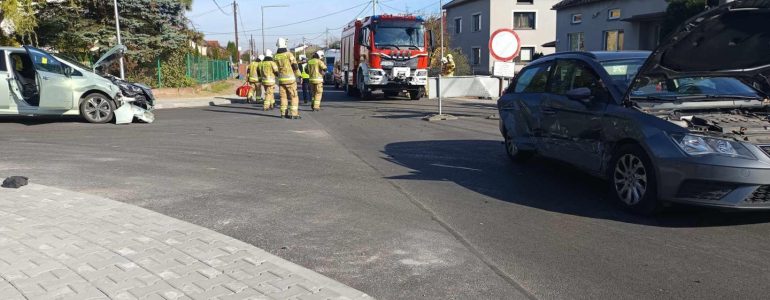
[489,29,521,61]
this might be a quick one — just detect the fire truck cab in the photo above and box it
[340,15,430,100]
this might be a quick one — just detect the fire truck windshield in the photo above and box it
[373,23,425,49]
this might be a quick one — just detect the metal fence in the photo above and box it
[185,54,232,84]
[154,54,232,88]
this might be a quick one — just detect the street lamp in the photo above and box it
[261,5,289,54]
[113,0,125,79]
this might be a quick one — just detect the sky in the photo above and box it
[187,0,443,52]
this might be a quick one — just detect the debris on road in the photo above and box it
[2,176,29,188]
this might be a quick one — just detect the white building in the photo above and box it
[443,0,559,74]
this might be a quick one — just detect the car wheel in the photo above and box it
[504,135,533,162]
[408,89,421,100]
[609,144,660,214]
[80,94,116,124]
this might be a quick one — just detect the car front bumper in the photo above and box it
[657,158,770,209]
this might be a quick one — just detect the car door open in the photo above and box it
[23,46,73,110]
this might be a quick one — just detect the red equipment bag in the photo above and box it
[236,82,252,97]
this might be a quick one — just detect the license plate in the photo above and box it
[393,67,410,77]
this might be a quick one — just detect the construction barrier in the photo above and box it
[427,76,511,99]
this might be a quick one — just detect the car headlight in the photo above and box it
[415,70,428,77]
[670,133,756,159]
[368,69,384,77]
[380,61,394,68]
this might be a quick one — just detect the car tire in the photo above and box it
[504,135,533,162]
[408,89,421,100]
[608,144,660,214]
[80,93,116,124]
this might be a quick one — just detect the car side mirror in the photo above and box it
[566,87,593,103]
[63,66,73,77]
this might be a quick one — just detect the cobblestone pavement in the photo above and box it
[0,184,370,300]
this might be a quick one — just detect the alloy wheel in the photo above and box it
[613,153,648,206]
[84,96,111,122]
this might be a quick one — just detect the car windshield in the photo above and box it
[55,55,93,71]
[599,59,644,90]
[374,22,425,49]
[630,76,762,101]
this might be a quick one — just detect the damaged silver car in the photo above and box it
[0,44,154,124]
[498,0,770,213]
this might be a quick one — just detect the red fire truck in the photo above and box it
[338,14,431,100]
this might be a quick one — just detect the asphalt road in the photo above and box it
[2,88,770,299]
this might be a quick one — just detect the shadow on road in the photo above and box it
[0,115,87,125]
[382,139,770,228]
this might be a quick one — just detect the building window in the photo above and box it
[516,47,535,62]
[472,14,482,32]
[571,13,582,24]
[568,32,584,51]
[517,0,534,4]
[604,30,624,51]
[513,12,536,30]
[454,18,462,34]
[472,47,481,65]
[608,8,621,20]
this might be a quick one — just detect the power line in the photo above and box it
[261,2,369,31]
[189,7,221,18]
[211,0,231,15]
[200,1,369,35]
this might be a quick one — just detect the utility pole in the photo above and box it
[325,28,329,48]
[250,35,254,61]
[233,1,239,64]
[372,0,377,16]
[302,37,307,57]
[112,0,125,79]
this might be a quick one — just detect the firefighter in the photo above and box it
[260,50,279,111]
[441,54,456,77]
[299,55,310,104]
[274,38,302,119]
[307,50,328,111]
[246,56,263,103]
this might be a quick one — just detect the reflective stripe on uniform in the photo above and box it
[275,52,296,85]
[307,59,325,84]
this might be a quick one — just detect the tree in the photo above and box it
[225,41,238,62]
[328,38,341,49]
[661,0,707,39]
[424,15,471,76]
[0,0,41,45]
[35,0,197,86]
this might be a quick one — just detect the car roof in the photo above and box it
[531,50,651,65]
[0,47,25,52]
[590,51,650,61]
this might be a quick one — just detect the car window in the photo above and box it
[26,48,64,74]
[513,63,552,93]
[550,59,611,102]
[0,50,6,72]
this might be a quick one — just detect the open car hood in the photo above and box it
[92,45,126,73]
[631,0,770,95]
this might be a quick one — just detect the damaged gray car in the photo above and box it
[498,0,770,213]
[0,44,154,124]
